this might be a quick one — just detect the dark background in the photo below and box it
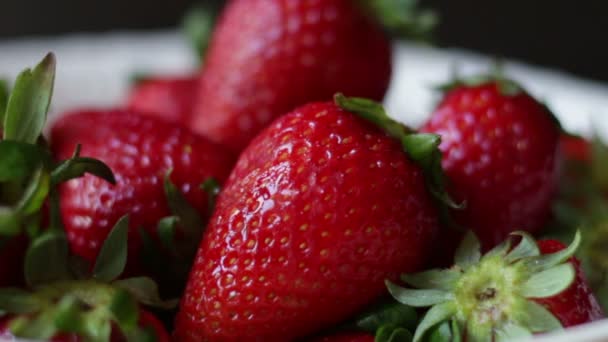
[1,0,607,82]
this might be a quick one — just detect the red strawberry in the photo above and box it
[0,309,169,342]
[387,230,603,341]
[50,110,235,289]
[191,0,392,152]
[560,134,591,163]
[126,76,198,125]
[421,80,562,248]
[175,96,443,341]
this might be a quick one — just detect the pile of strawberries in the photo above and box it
[1,0,607,341]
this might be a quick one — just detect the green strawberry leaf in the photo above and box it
[426,320,452,342]
[109,289,139,332]
[0,288,40,314]
[113,276,178,309]
[0,207,21,236]
[506,231,540,262]
[157,216,179,255]
[24,229,71,287]
[385,280,452,307]
[15,167,50,216]
[3,53,55,144]
[517,299,562,333]
[520,263,575,298]
[401,269,460,290]
[0,79,9,127]
[93,215,129,282]
[412,302,456,342]
[51,144,116,186]
[375,325,413,342]
[182,3,222,60]
[361,0,438,42]
[53,295,86,335]
[520,230,581,273]
[355,299,418,333]
[454,230,481,269]
[0,140,51,182]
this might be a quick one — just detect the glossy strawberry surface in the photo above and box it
[175,102,439,341]
[535,239,604,327]
[50,110,235,274]
[192,0,392,152]
[421,82,561,248]
[126,76,198,125]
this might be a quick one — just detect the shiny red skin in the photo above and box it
[175,102,439,341]
[0,309,170,342]
[126,76,198,125]
[50,110,235,274]
[421,83,561,249]
[192,0,392,152]
[535,239,604,327]
[312,332,374,342]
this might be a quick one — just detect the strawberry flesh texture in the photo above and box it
[0,309,170,342]
[535,239,604,327]
[192,0,392,152]
[421,83,561,249]
[126,76,198,126]
[50,110,235,275]
[175,102,439,341]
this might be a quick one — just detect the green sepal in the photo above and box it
[15,167,50,215]
[519,230,581,273]
[0,140,51,182]
[201,177,221,216]
[426,320,452,342]
[401,269,460,290]
[520,263,576,298]
[360,0,438,42]
[93,215,129,282]
[0,207,21,236]
[0,79,9,124]
[9,310,57,340]
[413,302,456,342]
[334,93,461,212]
[453,230,481,269]
[182,2,222,60]
[465,320,492,342]
[355,298,417,334]
[3,53,55,144]
[109,289,139,332]
[157,216,179,255]
[51,144,116,186]
[0,288,40,314]
[53,295,87,335]
[505,231,540,262]
[517,299,563,333]
[591,136,608,190]
[375,325,413,342]
[494,322,532,341]
[385,280,452,307]
[24,229,71,288]
[113,276,178,309]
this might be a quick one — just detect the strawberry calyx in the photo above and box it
[181,2,223,61]
[334,93,462,215]
[386,230,581,341]
[0,79,8,124]
[358,0,438,42]
[1,215,175,341]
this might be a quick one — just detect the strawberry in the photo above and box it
[421,78,562,249]
[191,0,394,152]
[174,95,449,341]
[50,110,235,292]
[125,76,198,125]
[386,230,604,341]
